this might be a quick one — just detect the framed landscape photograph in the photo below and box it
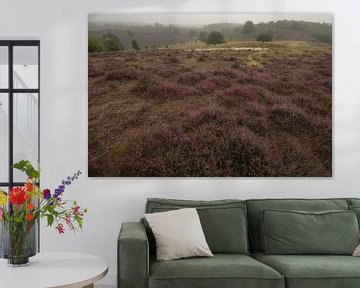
[88,13,332,177]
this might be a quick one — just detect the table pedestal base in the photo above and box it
[83,285,94,288]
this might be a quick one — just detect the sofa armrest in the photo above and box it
[118,222,149,288]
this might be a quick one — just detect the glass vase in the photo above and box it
[0,220,37,266]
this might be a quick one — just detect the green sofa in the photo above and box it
[118,198,360,288]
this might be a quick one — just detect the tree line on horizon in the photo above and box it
[89,33,140,52]
[88,19,331,52]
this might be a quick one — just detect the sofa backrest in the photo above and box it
[245,198,349,252]
[348,198,360,207]
[145,198,249,254]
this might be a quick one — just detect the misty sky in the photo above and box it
[89,13,333,26]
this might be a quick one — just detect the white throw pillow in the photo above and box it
[353,244,360,256]
[145,208,213,261]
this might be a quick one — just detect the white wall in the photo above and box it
[1,0,360,285]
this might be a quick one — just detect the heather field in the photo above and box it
[88,41,332,177]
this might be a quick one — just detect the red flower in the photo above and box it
[9,187,26,205]
[26,203,34,210]
[56,223,65,234]
[24,193,31,201]
[26,214,33,221]
[25,182,33,192]
[72,205,80,215]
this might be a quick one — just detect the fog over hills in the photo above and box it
[89,18,332,50]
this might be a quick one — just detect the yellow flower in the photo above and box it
[0,190,7,206]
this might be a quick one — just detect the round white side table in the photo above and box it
[0,252,108,288]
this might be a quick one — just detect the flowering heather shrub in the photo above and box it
[119,125,275,177]
[155,66,178,78]
[178,65,194,73]
[126,62,140,70]
[222,55,237,62]
[133,78,153,94]
[287,58,303,67]
[184,106,233,130]
[196,78,218,94]
[268,78,296,95]
[310,114,331,137]
[145,81,197,100]
[223,127,275,176]
[293,94,330,116]
[240,70,272,87]
[88,65,106,77]
[88,85,113,100]
[178,71,207,85]
[207,75,231,88]
[231,62,243,70]
[225,84,264,102]
[168,128,191,145]
[278,138,327,176]
[213,68,238,79]
[316,77,332,90]
[164,56,180,64]
[105,68,140,82]
[269,104,314,134]
[197,55,208,62]
[245,117,269,136]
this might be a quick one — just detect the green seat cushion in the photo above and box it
[261,209,359,255]
[149,254,284,288]
[146,198,249,254]
[246,198,349,252]
[253,252,360,288]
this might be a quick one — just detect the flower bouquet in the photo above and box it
[0,160,87,266]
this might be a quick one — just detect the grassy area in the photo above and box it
[88,41,332,177]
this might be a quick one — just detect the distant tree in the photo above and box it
[101,33,124,51]
[198,31,208,42]
[232,26,243,39]
[131,39,140,50]
[256,29,273,44]
[189,29,197,36]
[127,30,133,37]
[88,35,103,52]
[206,31,226,45]
[243,21,255,34]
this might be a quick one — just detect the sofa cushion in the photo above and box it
[145,208,213,261]
[261,209,359,255]
[149,254,284,288]
[252,252,360,288]
[349,205,360,228]
[347,198,360,207]
[146,198,248,254]
[246,198,349,252]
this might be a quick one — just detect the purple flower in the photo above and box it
[54,189,63,198]
[43,189,51,200]
[54,171,82,199]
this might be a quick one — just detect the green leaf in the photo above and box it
[47,214,54,227]
[12,160,40,180]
